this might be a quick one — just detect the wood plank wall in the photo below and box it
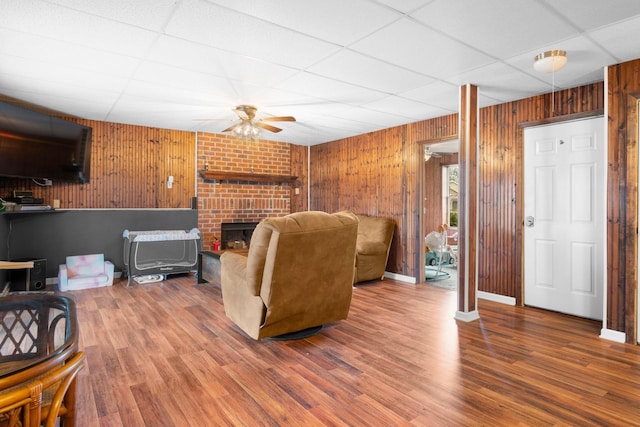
[310,116,458,278]
[0,102,196,209]
[607,58,640,342]
[310,83,604,298]
[290,145,308,213]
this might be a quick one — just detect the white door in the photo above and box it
[524,117,605,320]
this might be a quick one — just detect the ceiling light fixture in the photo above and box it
[533,50,567,73]
[232,120,261,141]
[534,50,567,117]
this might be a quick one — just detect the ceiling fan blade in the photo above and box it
[260,116,296,122]
[222,123,240,133]
[255,122,282,133]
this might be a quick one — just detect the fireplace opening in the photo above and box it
[220,222,259,249]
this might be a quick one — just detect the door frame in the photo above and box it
[419,135,459,284]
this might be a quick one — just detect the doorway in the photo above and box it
[421,139,459,285]
[523,117,605,320]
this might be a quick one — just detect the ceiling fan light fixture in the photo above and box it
[232,121,261,140]
[224,104,295,140]
[534,50,567,73]
[424,146,432,162]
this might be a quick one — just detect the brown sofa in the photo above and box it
[354,215,395,283]
[220,211,359,340]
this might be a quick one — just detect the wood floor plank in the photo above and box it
[63,275,640,426]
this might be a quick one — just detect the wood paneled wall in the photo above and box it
[0,115,196,209]
[310,116,458,277]
[607,58,640,342]
[290,144,309,213]
[310,83,605,297]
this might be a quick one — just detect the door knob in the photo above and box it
[525,216,535,227]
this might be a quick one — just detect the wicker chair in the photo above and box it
[0,351,85,427]
[0,293,81,427]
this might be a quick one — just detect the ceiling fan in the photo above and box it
[424,146,443,161]
[222,105,296,138]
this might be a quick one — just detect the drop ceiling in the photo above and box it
[1,0,639,146]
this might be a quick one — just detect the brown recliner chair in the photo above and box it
[354,215,395,283]
[220,211,359,340]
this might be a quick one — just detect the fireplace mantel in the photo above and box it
[199,170,297,185]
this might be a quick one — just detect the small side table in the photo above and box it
[198,249,249,285]
[198,251,222,285]
[0,261,34,294]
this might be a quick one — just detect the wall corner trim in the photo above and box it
[599,328,626,343]
[455,310,480,322]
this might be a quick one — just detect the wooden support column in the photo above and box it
[455,84,480,322]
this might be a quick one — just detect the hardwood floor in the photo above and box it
[68,275,640,426]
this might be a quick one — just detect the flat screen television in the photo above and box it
[0,101,92,183]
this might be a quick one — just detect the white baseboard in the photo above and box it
[383,271,416,284]
[478,291,516,306]
[599,328,626,343]
[455,310,480,322]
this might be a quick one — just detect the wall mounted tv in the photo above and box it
[0,101,92,183]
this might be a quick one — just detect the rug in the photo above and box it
[425,265,458,291]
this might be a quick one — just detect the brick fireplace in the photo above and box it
[220,222,259,249]
[196,132,296,249]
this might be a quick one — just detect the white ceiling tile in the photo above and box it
[0,29,141,79]
[0,55,129,97]
[362,96,447,120]
[399,81,460,111]
[589,16,640,63]
[165,0,341,69]
[145,36,228,76]
[42,0,179,31]
[123,81,228,113]
[446,63,549,102]
[329,106,415,128]
[276,71,387,105]
[295,113,373,134]
[349,18,493,79]
[411,0,577,58]
[146,36,299,89]
[0,0,158,57]
[205,0,401,45]
[213,52,300,89]
[0,74,120,119]
[541,0,640,31]
[308,50,433,94]
[373,0,435,14]
[132,62,237,98]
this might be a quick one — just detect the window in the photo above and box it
[442,165,458,227]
